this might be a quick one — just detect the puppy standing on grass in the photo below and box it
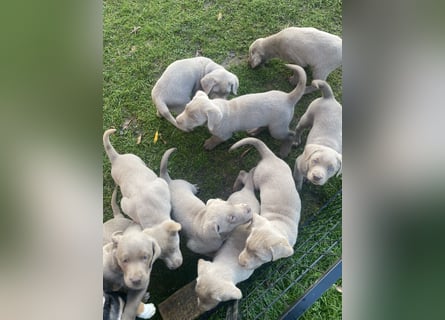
[248,27,342,94]
[151,56,239,128]
[103,129,183,270]
[293,80,342,190]
[176,64,306,158]
[160,147,253,256]
[195,170,260,312]
[230,137,301,269]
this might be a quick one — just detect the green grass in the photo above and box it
[103,0,342,319]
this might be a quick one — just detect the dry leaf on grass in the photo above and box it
[153,130,159,143]
[217,12,223,21]
[136,133,142,144]
[130,26,141,34]
[121,116,136,130]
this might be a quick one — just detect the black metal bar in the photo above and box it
[279,259,342,320]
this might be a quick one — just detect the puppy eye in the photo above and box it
[327,165,334,172]
[122,258,129,264]
[216,225,220,233]
[141,255,148,261]
[312,158,319,164]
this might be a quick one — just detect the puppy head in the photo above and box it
[204,198,253,239]
[201,69,239,98]
[176,91,222,132]
[248,38,265,68]
[195,259,243,311]
[238,215,294,269]
[112,230,161,290]
[143,220,183,270]
[303,144,342,186]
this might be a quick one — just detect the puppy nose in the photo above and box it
[130,278,142,286]
[312,174,322,181]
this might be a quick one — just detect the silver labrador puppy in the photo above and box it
[151,56,239,128]
[248,27,342,93]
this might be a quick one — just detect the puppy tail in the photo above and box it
[103,129,119,163]
[152,95,179,128]
[110,185,124,218]
[312,80,334,99]
[159,147,177,183]
[285,64,306,104]
[230,137,275,160]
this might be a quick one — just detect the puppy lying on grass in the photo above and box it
[176,64,306,158]
[151,56,239,128]
[248,27,342,94]
[195,169,260,311]
[293,80,342,190]
[230,137,301,269]
[160,147,252,255]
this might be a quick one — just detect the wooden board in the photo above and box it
[158,280,204,320]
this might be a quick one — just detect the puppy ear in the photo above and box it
[200,75,216,95]
[163,220,182,234]
[219,283,243,301]
[270,240,294,261]
[150,240,161,268]
[197,258,211,274]
[336,153,342,177]
[206,107,223,132]
[111,231,123,248]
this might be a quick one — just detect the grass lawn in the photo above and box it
[103,0,342,319]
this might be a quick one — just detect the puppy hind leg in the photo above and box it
[246,126,266,136]
[204,135,226,150]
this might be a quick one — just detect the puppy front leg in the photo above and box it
[294,113,313,146]
[293,156,304,191]
[204,135,226,150]
[279,131,296,158]
[121,288,146,320]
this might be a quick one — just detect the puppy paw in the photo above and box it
[246,127,263,136]
[137,303,156,319]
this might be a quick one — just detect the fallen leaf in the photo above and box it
[217,12,223,21]
[130,45,137,53]
[130,26,141,34]
[153,130,159,143]
[121,117,134,130]
[136,133,142,144]
[335,285,342,293]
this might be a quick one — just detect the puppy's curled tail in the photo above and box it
[312,80,334,99]
[159,147,177,183]
[111,186,124,218]
[285,64,307,104]
[151,91,179,128]
[230,137,275,160]
[103,129,119,163]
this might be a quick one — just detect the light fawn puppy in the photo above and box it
[151,56,239,128]
[230,138,301,269]
[293,80,342,190]
[248,27,342,93]
[159,147,252,255]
